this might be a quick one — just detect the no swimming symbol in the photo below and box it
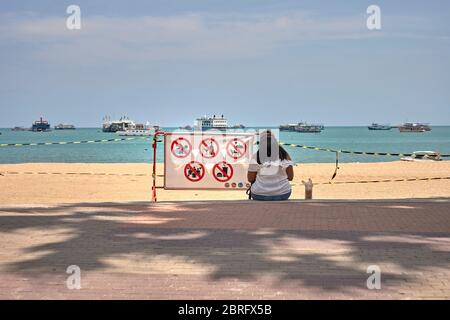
[171,137,192,158]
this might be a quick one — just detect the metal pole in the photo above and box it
[151,131,165,202]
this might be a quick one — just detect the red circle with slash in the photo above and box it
[212,161,233,182]
[199,138,219,159]
[226,138,247,160]
[171,137,192,158]
[184,161,205,182]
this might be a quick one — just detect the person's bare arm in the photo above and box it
[286,165,294,181]
[286,153,294,181]
[247,171,257,183]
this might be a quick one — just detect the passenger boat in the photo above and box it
[279,124,298,131]
[398,123,431,132]
[102,116,136,133]
[295,123,323,133]
[368,123,392,130]
[195,115,228,131]
[55,123,76,130]
[116,122,158,136]
[280,122,324,133]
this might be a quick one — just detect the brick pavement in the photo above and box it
[0,200,449,299]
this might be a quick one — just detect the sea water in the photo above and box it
[0,127,449,164]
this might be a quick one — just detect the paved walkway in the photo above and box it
[0,200,449,299]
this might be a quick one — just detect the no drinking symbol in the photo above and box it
[213,161,233,182]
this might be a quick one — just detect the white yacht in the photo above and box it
[102,116,136,133]
[116,122,158,136]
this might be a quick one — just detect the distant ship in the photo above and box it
[398,122,431,132]
[55,123,76,130]
[11,126,27,131]
[295,123,323,133]
[279,124,298,131]
[230,124,246,129]
[31,117,51,132]
[195,115,228,131]
[117,128,155,136]
[368,123,392,130]
[102,116,136,133]
[280,122,324,133]
[116,122,159,136]
[179,125,193,130]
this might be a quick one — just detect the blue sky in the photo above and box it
[1,0,450,127]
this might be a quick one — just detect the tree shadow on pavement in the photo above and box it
[0,200,449,294]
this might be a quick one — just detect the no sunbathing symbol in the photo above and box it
[226,138,247,160]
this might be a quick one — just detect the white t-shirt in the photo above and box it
[248,156,293,196]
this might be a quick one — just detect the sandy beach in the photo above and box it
[0,161,449,204]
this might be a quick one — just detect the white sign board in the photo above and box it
[164,132,255,190]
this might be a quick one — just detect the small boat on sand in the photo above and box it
[400,151,441,162]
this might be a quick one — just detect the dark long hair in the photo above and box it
[256,130,289,164]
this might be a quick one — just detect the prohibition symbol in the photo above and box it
[199,138,219,159]
[226,138,247,160]
[171,137,192,158]
[213,161,233,182]
[184,161,205,182]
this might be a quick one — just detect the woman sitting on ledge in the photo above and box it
[247,130,294,201]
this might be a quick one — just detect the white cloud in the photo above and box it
[0,11,386,65]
